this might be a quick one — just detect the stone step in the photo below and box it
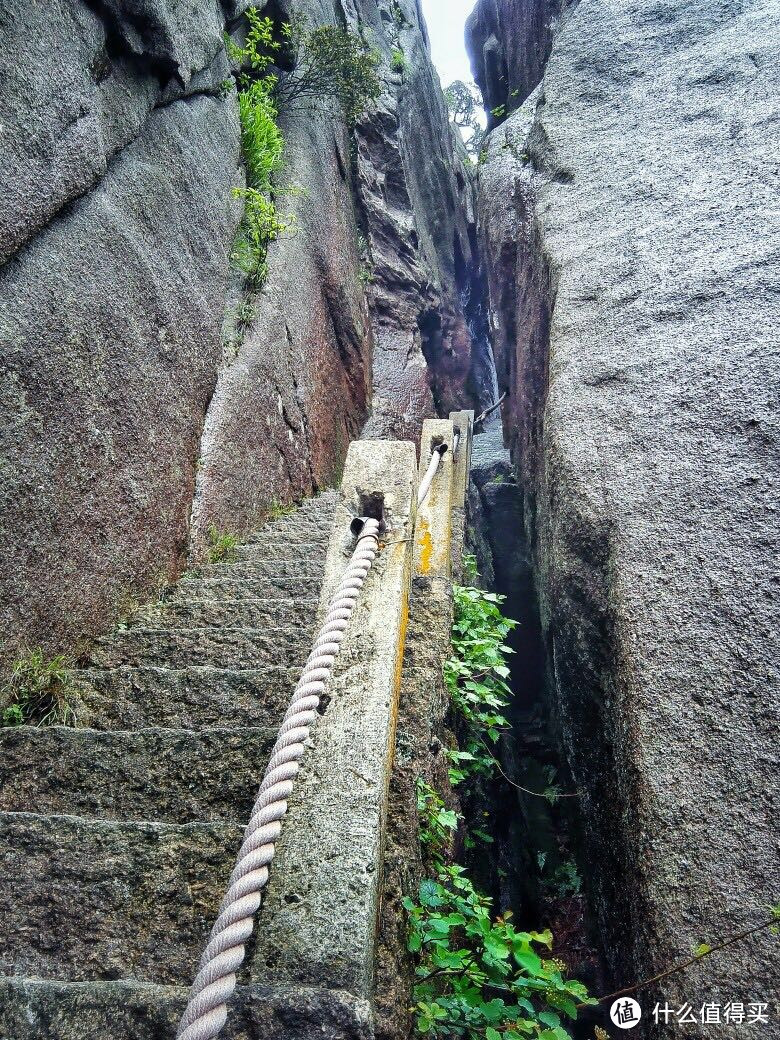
[0,976,372,1040]
[131,598,320,632]
[77,665,300,730]
[233,540,328,565]
[0,727,277,824]
[191,558,326,582]
[85,625,314,670]
[241,528,332,553]
[170,575,323,603]
[0,812,240,985]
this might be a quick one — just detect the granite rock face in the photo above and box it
[0,0,240,666]
[191,0,374,544]
[350,0,495,440]
[472,0,780,1030]
[465,0,560,127]
[1,0,489,663]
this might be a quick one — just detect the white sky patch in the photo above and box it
[418,0,477,90]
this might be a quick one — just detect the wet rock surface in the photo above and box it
[471,0,780,1030]
[0,0,490,666]
[352,0,494,440]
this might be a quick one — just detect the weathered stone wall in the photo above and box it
[465,0,560,127]
[0,0,241,667]
[191,0,375,546]
[0,0,487,668]
[471,0,780,1030]
[349,0,495,440]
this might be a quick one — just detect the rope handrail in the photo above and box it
[474,391,507,426]
[418,443,447,506]
[176,519,381,1040]
[177,428,454,1038]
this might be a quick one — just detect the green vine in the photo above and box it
[443,572,516,787]
[225,9,382,292]
[405,573,595,1040]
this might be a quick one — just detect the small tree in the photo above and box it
[445,79,486,158]
[277,16,382,125]
[232,10,382,126]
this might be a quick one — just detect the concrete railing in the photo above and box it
[252,439,418,1005]
[245,416,473,1033]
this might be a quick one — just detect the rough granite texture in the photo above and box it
[0,0,491,667]
[350,0,495,440]
[465,0,560,127]
[191,0,374,546]
[0,0,240,668]
[472,0,780,1033]
[0,979,374,1040]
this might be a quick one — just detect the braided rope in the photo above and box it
[417,444,446,506]
[176,518,381,1040]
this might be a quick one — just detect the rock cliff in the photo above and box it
[0,0,488,666]
[470,0,780,1028]
[0,0,240,667]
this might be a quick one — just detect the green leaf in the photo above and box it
[514,948,543,975]
[538,1012,560,1028]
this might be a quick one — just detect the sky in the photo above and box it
[418,0,476,90]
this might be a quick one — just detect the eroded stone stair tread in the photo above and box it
[0,493,340,1007]
[131,598,320,631]
[0,727,276,823]
[0,976,372,1040]
[173,575,323,602]
[86,625,314,670]
[236,538,331,558]
[0,812,240,985]
[192,559,327,581]
[78,665,300,730]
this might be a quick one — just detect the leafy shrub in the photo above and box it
[443,584,516,784]
[404,867,593,1040]
[207,526,239,564]
[226,9,379,291]
[2,650,80,727]
[276,16,382,125]
[417,779,460,860]
[404,578,594,1040]
[391,47,408,74]
[238,78,284,191]
[445,80,486,157]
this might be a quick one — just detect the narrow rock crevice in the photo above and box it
[467,430,608,1035]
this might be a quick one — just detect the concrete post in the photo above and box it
[449,410,474,509]
[448,410,473,582]
[414,419,455,581]
[251,439,418,1004]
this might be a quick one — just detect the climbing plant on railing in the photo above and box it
[405,574,594,1040]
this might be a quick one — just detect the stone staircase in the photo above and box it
[0,420,471,1040]
[0,491,351,1038]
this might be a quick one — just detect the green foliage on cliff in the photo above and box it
[405,587,594,1040]
[207,526,239,564]
[445,80,486,158]
[227,12,289,290]
[391,47,409,74]
[410,774,594,1040]
[1,650,80,727]
[276,16,382,126]
[226,8,381,292]
[443,583,516,785]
